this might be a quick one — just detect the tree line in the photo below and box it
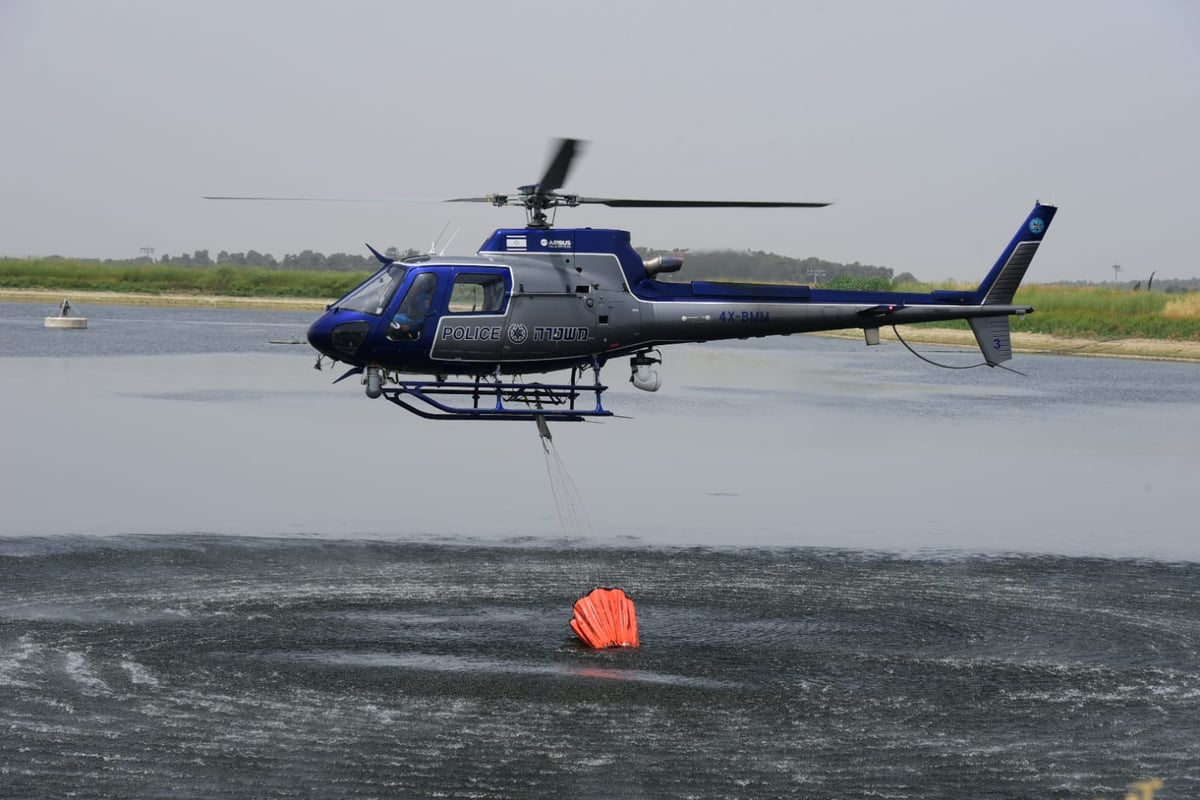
[157,247,422,270]
[80,245,901,287]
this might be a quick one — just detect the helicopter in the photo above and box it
[210,138,1057,421]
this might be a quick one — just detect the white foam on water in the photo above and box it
[286,649,737,688]
[120,658,160,687]
[0,634,40,688]
[63,650,111,694]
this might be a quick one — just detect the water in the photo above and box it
[2,301,1199,798]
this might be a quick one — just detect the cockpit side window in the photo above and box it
[447,273,508,314]
[387,272,439,341]
[335,264,408,315]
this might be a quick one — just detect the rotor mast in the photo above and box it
[482,138,583,228]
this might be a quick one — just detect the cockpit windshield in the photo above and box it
[334,264,408,315]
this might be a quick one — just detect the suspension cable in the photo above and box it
[890,325,1026,376]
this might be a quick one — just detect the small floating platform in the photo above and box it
[44,316,87,329]
[44,298,86,329]
[570,587,640,649]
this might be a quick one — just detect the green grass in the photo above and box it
[0,258,366,299]
[1010,285,1200,339]
[904,285,1200,341]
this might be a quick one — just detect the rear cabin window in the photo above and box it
[447,273,507,314]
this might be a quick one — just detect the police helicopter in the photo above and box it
[209,138,1056,421]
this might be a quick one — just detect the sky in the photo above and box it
[2,0,1197,283]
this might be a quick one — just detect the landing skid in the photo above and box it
[377,369,612,422]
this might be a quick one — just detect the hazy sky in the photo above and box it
[2,1,1197,283]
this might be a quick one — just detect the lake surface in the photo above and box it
[1,301,1198,798]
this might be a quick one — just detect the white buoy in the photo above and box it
[44,298,87,329]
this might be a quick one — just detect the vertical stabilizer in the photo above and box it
[976,203,1057,304]
[970,316,1015,365]
[966,202,1056,365]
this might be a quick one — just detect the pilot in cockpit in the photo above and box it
[388,273,437,340]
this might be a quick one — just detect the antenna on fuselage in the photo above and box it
[427,221,461,256]
[438,227,459,255]
[428,222,451,255]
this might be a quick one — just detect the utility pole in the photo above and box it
[1111,263,1122,283]
[140,246,156,261]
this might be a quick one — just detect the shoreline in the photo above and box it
[0,287,328,312]
[6,287,1200,363]
[819,327,1200,363]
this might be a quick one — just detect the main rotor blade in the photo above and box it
[578,198,831,208]
[202,195,445,202]
[204,195,368,202]
[537,138,583,194]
